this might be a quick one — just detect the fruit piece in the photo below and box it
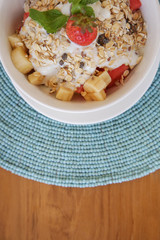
[62,53,68,60]
[79,62,85,68]
[76,85,84,93]
[89,90,106,101]
[108,64,129,88]
[23,12,30,22]
[11,47,33,74]
[130,0,142,11]
[98,71,111,86]
[82,92,93,101]
[28,72,44,85]
[82,90,106,101]
[66,14,97,46]
[84,71,111,93]
[56,86,74,101]
[84,76,105,92]
[59,60,64,65]
[8,34,25,49]
[95,67,105,76]
[97,34,110,46]
[16,12,30,33]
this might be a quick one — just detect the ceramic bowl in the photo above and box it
[0,0,160,124]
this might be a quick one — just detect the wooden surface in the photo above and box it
[0,168,160,240]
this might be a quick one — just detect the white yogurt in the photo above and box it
[89,2,111,21]
[55,1,111,21]
[20,15,139,87]
[55,2,71,15]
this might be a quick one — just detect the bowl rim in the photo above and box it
[12,52,160,124]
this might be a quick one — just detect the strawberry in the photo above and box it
[23,12,30,22]
[130,0,142,11]
[76,85,84,93]
[107,64,129,88]
[66,14,97,46]
[16,12,29,33]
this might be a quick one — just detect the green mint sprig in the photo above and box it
[69,0,98,5]
[29,0,99,33]
[71,4,95,16]
[69,0,98,16]
[29,9,69,33]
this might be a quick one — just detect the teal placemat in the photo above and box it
[0,62,160,187]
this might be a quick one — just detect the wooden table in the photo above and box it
[0,167,160,240]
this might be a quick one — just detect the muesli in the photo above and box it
[9,0,147,101]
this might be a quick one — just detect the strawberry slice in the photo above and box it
[107,64,129,88]
[23,12,30,22]
[76,85,84,93]
[16,12,29,33]
[130,0,142,11]
[66,14,97,46]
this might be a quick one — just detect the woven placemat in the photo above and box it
[0,62,160,187]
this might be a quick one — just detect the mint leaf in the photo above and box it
[29,9,69,33]
[71,3,82,14]
[70,0,98,17]
[69,0,81,4]
[81,5,95,16]
[71,4,95,16]
[80,0,98,4]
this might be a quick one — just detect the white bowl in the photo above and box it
[0,0,160,124]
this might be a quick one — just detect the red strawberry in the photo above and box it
[16,12,29,33]
[107,64,129,88]
[76,85,84,93]
[23,12,30,22]
[130,0,142,11]
[66,14,97,46]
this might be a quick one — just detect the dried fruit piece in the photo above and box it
[79,62,85,68]
[62,53,68,60]
[97,34,109,46]
[59,60,64,65]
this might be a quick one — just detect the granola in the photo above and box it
[10,0,147,101]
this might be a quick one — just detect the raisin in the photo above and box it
[129,23,137,34]
[79,62,85,68]
[81,51,86,58]
[62,53,67,60]
[59,60,64,65]
[97,34,109,46]
[126,19,137,34]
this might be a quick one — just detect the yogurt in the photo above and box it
[20,8,139,88]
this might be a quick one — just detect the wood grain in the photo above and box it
[0,167,160,240]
